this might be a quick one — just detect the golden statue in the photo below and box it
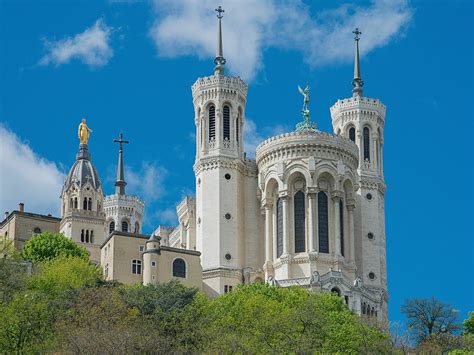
[78,118,93,144]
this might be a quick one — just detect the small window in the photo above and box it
[132,260,142,275]
[368,272,375,280]
[151,261,156,267]
[224,173,231,180]
[172,258,186,278]
[81,229,85,243]
[122,221,128,232]
[225,213,231,220]
[152,275,156,281]
[225,253,232,261]
[208,105,216,140]
[139,245,145,252]
[223,105,230,140]
[349,127,356,142]
[33,227,41,234]
[367,232,374,240]
[83,198,88,210]
[109,221,115,234]
[363,127,370,161]
[366,193,372,200]
[88,198,92,211]
[74,197,78,209]
[224,285,229,293]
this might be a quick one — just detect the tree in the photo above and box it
[22,232,89,263]
[0,291,54,353]
[28,255,102,298]
[401,297,461,343]
[0,259,28,304]
[464,312,474,335]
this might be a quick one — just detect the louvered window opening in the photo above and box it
[294,191,306,253]
[318,192,329,253]
[349,127,356,142]
[223,105,230,140]
[339,200,344,256]
[122,221,128,232]
[173,258,186,278]
[209,106,216,140]
[276,198,283,258]
[363,127,370,161]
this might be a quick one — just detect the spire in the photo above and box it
[214,6,226,76]
[352,28,364,97]
[113,131,129,195]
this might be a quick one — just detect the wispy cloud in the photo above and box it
[244,118,290,158]
[150,0,413,81]
[155,207,178,225]
[40,19,113,67]
[125,162,167,202]
[0,125,65,216]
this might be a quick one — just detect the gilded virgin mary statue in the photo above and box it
[78,118,93,144]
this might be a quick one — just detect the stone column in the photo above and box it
[357,130,363,169]
[307,192,316,252]
[264,200,274,280]
[272,201,277,260]
[281,195,289,256]
[347,200,356,264]
[332,191,343,257]
[371,134,377,172]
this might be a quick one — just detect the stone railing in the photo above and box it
[330,96,386,117]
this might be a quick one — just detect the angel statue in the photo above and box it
[78,118,93,145]
[296,84,317,131]
[298,84,310,118]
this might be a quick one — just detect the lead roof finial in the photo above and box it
[352,28,364,97]
[113,131,129,195]
[214,6,226,76]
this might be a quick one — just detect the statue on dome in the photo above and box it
[78,118,93,145]
[296,84,317,132]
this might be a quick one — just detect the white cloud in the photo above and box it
[150,0,412,81]
[40,19,113,67]
[125,162,167,202]
[244,118,290,157]
[0,125,65,216]
[155,207,178,225]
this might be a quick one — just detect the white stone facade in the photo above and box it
[104,194,144,235]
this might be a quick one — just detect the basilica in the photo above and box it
[1,9,388,321]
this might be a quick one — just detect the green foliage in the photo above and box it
[22,232,89,263]
[204,283,390,353]
[0,259,28,304]
[464,312,474,335]
[0,291,54,353]
[416,333,474,354]
[28,255,102,297]
[120,281,198,315]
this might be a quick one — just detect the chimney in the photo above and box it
[4,212,9,219]
[18,202,24,212]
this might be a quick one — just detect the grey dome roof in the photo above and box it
[62,144,102,193]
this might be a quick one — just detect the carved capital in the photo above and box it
[261,197,273,209]
[331,190,344,201]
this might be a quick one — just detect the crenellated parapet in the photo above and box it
[256,130,359,172]
[192,75,247,101]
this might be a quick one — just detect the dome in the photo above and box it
[62,144,102,193]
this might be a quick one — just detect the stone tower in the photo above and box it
[104,132,144,236]
[192,7,262,296]
[60,120,106,264]
[330,29,388,318]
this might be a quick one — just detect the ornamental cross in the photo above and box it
[215,5,224,19]
[113,131,129,151]
[353,28,362,41]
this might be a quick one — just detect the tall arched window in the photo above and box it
[88,198,92,210]
[208,105,216,141]
[318,191,329,253]
[70,198,73,209]
[173,258,186,278]
[122,221,128,232]
[83,198,88,210]
[276,198,283,258]
[85,230,89,243]
[81,229,84,243]
[109,221,115,234]
[223,105,230,140]
[74,198,78,209]
[339,200,345,256]
[236,115,240,144]
[363,127,370,161]
[349,127,356,142]
[294,191,305,253]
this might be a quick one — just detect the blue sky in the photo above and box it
[0,0,472,325]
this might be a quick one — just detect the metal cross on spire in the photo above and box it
[113,131,129,195]
[352,28,364,97]
[214,5,226,75]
